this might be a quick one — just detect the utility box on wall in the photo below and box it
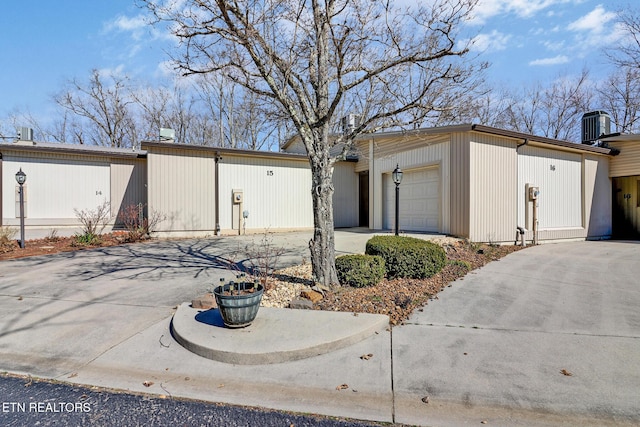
[232,189,243,230]
[232,190,243,204]
[524,183,539,231]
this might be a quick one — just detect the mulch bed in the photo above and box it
[0,233,127,261]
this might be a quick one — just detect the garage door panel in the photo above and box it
[384,166,440,232]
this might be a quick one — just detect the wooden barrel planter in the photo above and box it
[213,281,264,328]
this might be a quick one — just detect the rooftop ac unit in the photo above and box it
[341,114,360,135]
[159,128,176,141]
[17,127,34,142]
[581,111,610,145]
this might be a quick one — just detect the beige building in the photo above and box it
[0,140,145,235]
[602,134,640,238]
[142,141,314,237]
[3,123,638,244]
[284,124,614,243]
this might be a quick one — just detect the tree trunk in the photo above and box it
[308,152,339,287]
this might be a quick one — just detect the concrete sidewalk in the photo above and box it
[0,233,639,426]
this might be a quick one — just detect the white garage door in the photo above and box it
[384,166,440,232]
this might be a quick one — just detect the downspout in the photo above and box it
[368,137,375,230]
[515,139,528,245]
[214,152,221,235]
[0,153,3,227]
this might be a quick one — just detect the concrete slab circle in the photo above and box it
[171,303,389,365]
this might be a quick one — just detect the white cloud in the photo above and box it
[530,27,545,36]
[97,64,127,78]
[467,30,512,52]
[104,15,148,39]
[543,40,565,51]
[567,5,616,33]
[529,55,570,66]
[156,60,178,79]
[470,0,582,24]
[566,5,625,50]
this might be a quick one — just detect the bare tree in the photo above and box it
[503,71,591,142]
[596,67,640,133]
[131,82,202,144]
[608,7,640,70]
[55,69,137,148]
[131,84,174,141]
[539,70,591,141]
[194,74,282,149]
[144,0,481,286]
[195,74,236,147]
[0,119,15,141]
[505,83,544,136]
[4,107,51,141]
[464,88,514,129]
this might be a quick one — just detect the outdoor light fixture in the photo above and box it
[15,168,26,185]
[392,164,403,236]
[15,168,27,249]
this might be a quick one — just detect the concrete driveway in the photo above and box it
[0,233,639,426]
[0,233,317,377]
[393,240,640,426]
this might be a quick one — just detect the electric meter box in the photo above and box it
[232,190,243,204]
[528,186,540,201]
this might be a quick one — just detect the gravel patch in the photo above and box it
[262,239,524,325]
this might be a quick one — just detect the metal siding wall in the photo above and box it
[371,140,450,232]
[584,155,612,238]
[609,141,640,177]
[517,146,582,230]
[332,162,359,227]
[147,148,216,232]
[2,158,11,223]
[110,159,147,219]
[354,141,370,173]
[449,132,470,237]
[218,155,313,230]
[373,134,449,158]
[2,154,109,221]
[469,135,517,242]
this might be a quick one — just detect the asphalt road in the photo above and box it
[0,374,383,427]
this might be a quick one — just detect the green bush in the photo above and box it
[335,254,385,288]
[448,259,472,272]
[365,235,446,279]
[72,232,101,246]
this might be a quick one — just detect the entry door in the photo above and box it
[359,171,369,227]
[612,177,640,239]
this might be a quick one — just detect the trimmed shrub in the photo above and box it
[365,235,446,279]
[335,254,386,288]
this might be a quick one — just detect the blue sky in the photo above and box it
[0,0,631,124]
